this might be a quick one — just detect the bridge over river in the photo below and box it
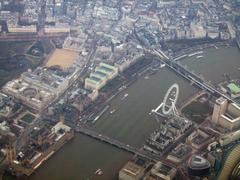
[149,49,238,105]
[70,47,239,171]
[75,127,177,168]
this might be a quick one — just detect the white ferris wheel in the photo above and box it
[151,83,179,117]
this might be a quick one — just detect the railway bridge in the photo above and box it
[149,49,238,105]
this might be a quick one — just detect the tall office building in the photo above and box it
[37,0,46,35]
[212,97,228,124]
[211,97,240,131]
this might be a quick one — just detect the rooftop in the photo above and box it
[188,155,211,169]
[98,66,114,73]
[85,77,102,84]
[150,161,177,179]
[227,83,240,94]
[94,71,108,78]
[120,161,145,177]
[90,72,107,81]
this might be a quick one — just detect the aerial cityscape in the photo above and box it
[0,0,240,179]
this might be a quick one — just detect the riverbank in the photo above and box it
[173,41,231,61]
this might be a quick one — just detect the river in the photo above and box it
[180,46,240,84]
[29,46,240,180]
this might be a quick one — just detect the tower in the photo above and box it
[1,20,9,33]
[37,0,46,36]
[60,114,65,124]
[212,97,228,124]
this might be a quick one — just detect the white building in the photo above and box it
[85,63,118,91]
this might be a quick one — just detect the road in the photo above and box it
[0,33,68,42]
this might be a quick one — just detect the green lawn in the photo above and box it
[0,41,33,57]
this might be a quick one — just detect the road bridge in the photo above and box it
[75,127,177,168]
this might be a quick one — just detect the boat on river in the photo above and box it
[121,93,129,101]
[95,169,103,175]
[110,109,116,114]
[196,55,203,59]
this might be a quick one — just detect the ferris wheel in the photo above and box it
[152,83,179,117]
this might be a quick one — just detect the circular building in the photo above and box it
[188,155,211,177]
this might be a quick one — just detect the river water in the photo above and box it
[29,46,240,180]
[180,46,240,84]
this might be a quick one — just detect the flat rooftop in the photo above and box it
[90,71,107,81]
[94,71,108,78]
[99,66,114,73]
[193,134,207,145]
[158,164,172,175]
[170,144,192,159]
[121,161,145,175]
[189,155,210,169]
[86,77,102,84]
[135,158,146,166]
[151,161,176,178]
[100,63,117,70]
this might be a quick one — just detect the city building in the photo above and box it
[44,26,70,34]
[113,43,144,73]
[8,25,37,33]
[219,129,240,146]
[96,63,118,80]
[0,121,10,136]
[144,161,177,180]
[119,157,149,180]
[212,97,240,131]
[6,144,17,166]
[3,67,80,112]
[3,78,55,112]
[230,160,240,179]
[187,155,211,177]
[85,63,118,90]
[0,93,18,118]
[167,143,192,163]
[21,67,79,96]
[144,116,193,154]
[220,82,240,99]
[84,76,106,91]
[187,129,212,149]
[218,144,240,180]
[8,121,74,176]
[207,149,223,171]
